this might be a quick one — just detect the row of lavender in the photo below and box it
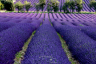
[48,13,96,27]
[0,12,96,64]
[0,13,44,23]
[14,0,95,12]
[21,20,71,64]
[0,19,42,64]
[1,12,96,21]
[0,12,96,20]
[0,16,72,64]
[0,12,96,27]
[21,15,96,64]
[51,20,96,64]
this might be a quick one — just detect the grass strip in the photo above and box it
[14,31,36,64]
[40,23,42,26]
[48,13,53,26]
[3,10,96,14]
[57,33,80,64]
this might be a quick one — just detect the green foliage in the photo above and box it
[89,2,93,9]
[89,0,96,12]
[47,2,53,12]
[39,0,46,11]
[47,3,51,12]
[62,1,70,13]
[76,4,83,13]
[62,5,66,13]
[15,1,24,13]
[34,3,40,12]
[62,0,84,13]
[65,0,70,3]
[75,0,83,4]
[24,1,32,12]
[75,0,84,13]
[92,2,96,11]
[0,1,4,10]
[15,52,22,60]
[4,0,15,11]
[39,0,46,4]
[49,0,60,12]
[53,6,59,12]
[6,0,13,2]
[90,0,95,1]
[69,1,75,13]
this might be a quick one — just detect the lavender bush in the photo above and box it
[31,19,42,30]
[0,22,16,32]
[52,21,96,64]
[75,26,96,41]
[21,24,71,64]
[0,23,38,64]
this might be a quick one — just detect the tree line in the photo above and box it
[0,0,96,13]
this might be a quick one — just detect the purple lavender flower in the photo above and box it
[0,23,39,64]
[21,24,71,64]
[52,21,96,64]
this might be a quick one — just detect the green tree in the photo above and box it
[62,1,70,13]
[15,1,24,13]
[89,0,95,2]
[89,0,96,12]
[92,2,96,12]
[0,1,4,10]
[62,5,67,13]
[76,4,83,13]
[34,3,40,12]
[69,0,75,13]
[49,0,60,12]
[47,3,51,12]
[89,1,93,12]
[24,1,32,12]
[53,6,59,12]
[75,0,84,13]
[4,0,15,11]
[39,0,46,11]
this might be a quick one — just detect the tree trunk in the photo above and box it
[27,9,28,13]
[72,10,73,13]
[72,9,74,13]
[42,7,43,12]
[63,10,65,13]
[18,10,19,13]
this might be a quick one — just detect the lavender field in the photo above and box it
[0,0,96,64]
[0,11,96,64]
